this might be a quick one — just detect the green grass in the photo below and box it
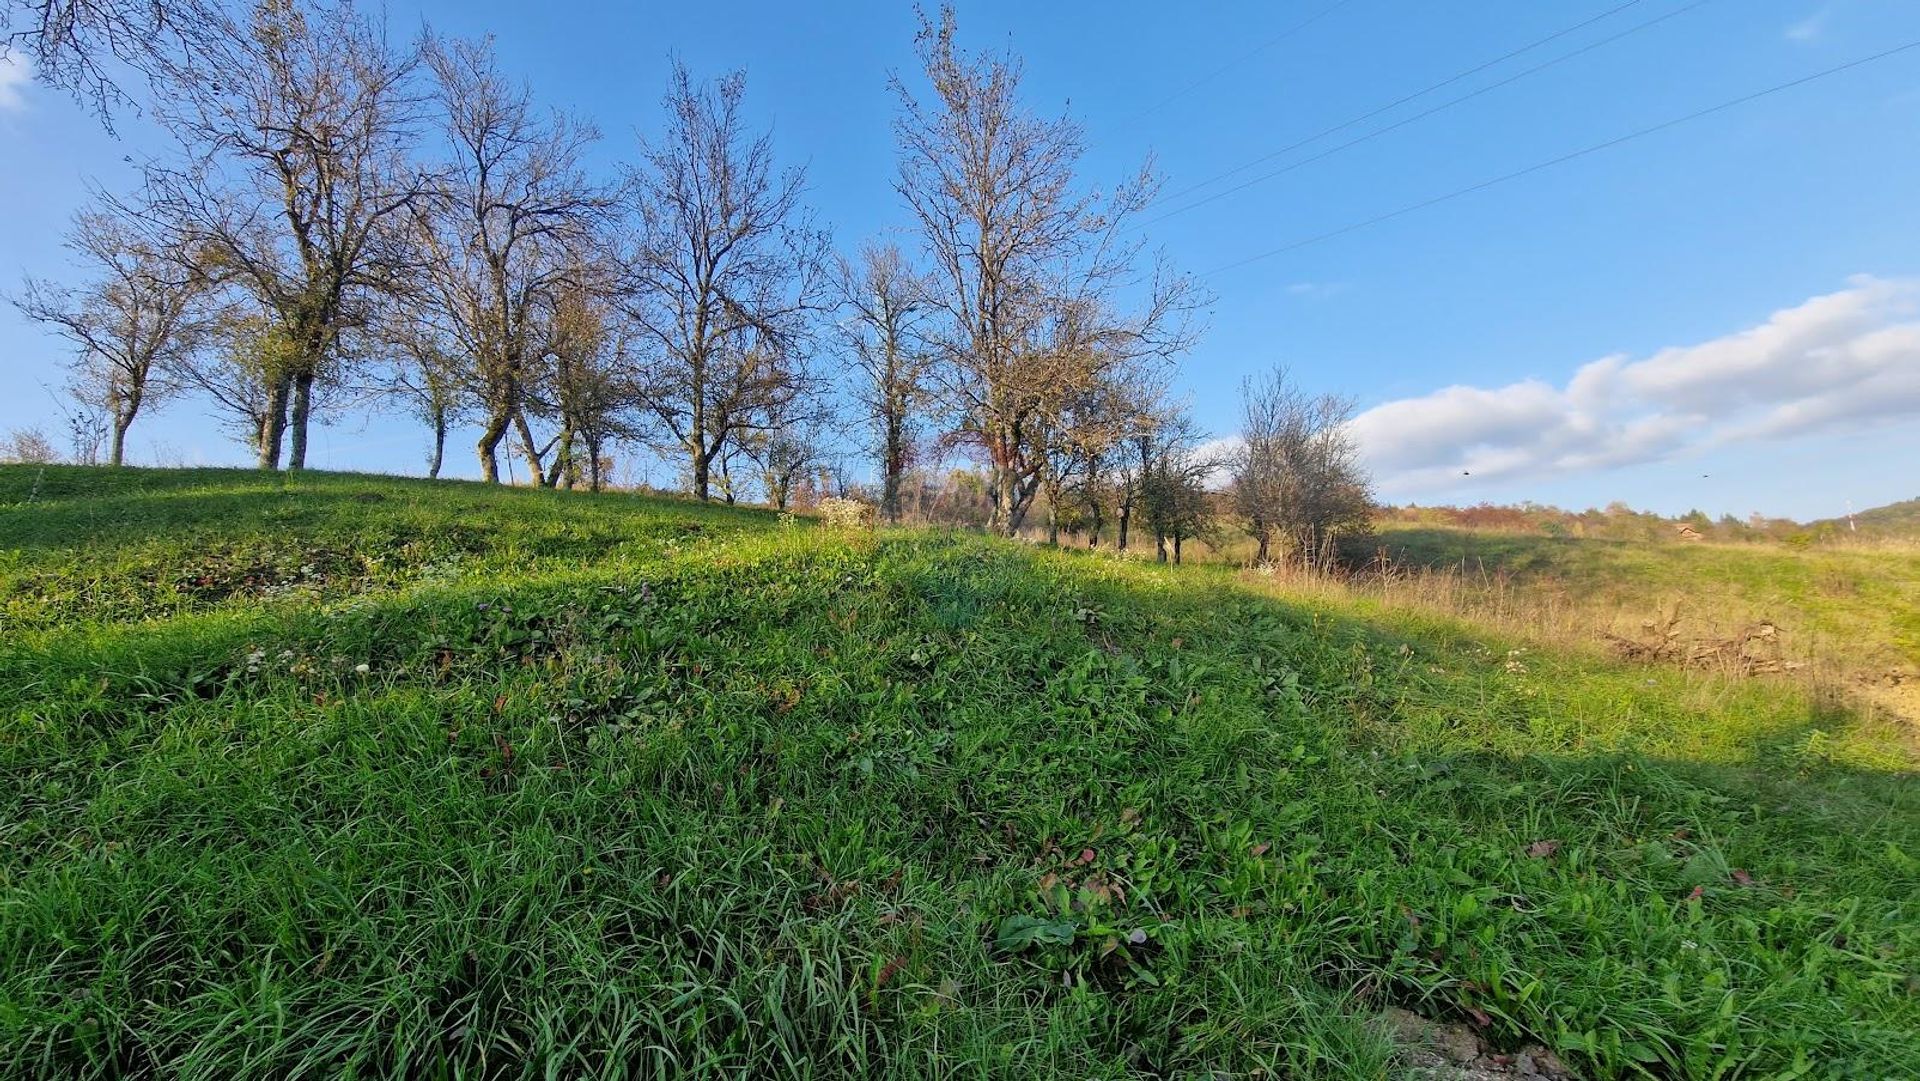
[3,466,1918,1078]
[1368,524,1920,677]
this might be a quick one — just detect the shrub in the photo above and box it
[818,496,876,530]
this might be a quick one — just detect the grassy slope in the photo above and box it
[2,467,1917,1079]
[1812,498,1920,540]
[1370,524,1920,679]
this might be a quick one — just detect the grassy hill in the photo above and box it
[1358,524,1920,700]
[2,467,1917,1078]
[1811,497,1920,540]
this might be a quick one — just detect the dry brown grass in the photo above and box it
[1221,530,1920,731]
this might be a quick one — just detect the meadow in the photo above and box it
[1342,525,1920,723]
[2,466,1916,1078]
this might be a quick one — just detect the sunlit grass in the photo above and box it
[1362,523,1920,675]
[2,466,1916,1078]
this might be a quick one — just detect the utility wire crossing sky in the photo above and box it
[0,0,1916,520]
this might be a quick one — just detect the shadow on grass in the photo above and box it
[1349,527,1622,577]
[0,465,778,556]
[1,517,1916,1077]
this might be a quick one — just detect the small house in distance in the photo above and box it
[1675,524,1705,541]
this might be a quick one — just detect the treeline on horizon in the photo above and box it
[1379,499,1918,545]
[7,0,1380,563]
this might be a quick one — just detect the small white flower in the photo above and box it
[354,663,371,675]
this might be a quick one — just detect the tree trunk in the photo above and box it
[110,415,132,468]
[427,406,447,480]
[586,435,604,492]
[477,404,511,483]
[1254,526,1270,565]
[690,441,711,501]
[545,427,575,489]
[715,453,730,503]
[1117,500,1131,551]
[986,423,1037,536]
[998,468,1036,537]
[513,410,546,486]
[988,462,1015,536]
[882,419,905,524]
[688,379,715,500]
[258,374,292,470]
[1155,530,1167,563]
[1173,533,1184,565]
[286,371,315,470]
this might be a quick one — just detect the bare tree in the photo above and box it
[1,0,222,120]
[540,277,636,491]
[621,63,828,501]
[748,429,817,512]
[139,0,426,471]
[1112,421,1154,553]
[1134,405,1218,564]
[366,291,465,478]
[833,242,930,524]
[1,426,60,464]
[411,33,605,484]
[1064,376,1166,548]
[55,391,113,464]
[1031,359,1153,545]
[171,303,310,453]
[12,209,211,465]
[1078,447,1115,546]
[1231,366,1373,566]
[891,6,1202,536]
[1030,391,1092,544]
[738,377,837,512]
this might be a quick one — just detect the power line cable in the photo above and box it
[1126,1,1358,125]
[1152,0,1650,208]
[1147,0,1715,228]
[1201,39,1920,278]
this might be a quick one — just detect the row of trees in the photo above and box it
[19,2,828,492]
[1012,369,1371,565]
[8,0,1374,558]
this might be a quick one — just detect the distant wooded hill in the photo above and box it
[1808,498,1920,539]
[1383,496,1920,544]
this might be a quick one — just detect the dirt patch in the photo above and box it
[1380,1008,1577,1079]
[1603,609,1801,676]
[1858,666,1920,730]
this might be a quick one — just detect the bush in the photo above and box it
[817,496,876,530]
[0,427,59,465]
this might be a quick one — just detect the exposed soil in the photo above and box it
[1380,1008,1577,1079]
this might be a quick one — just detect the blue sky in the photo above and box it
[3,0,1917,520]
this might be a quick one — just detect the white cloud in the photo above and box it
[1192,434,1244,463]
[0,51,29,113]
[1785,8,1829,43]
[1344,276,1920,496]
[1191,435,1244,489]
